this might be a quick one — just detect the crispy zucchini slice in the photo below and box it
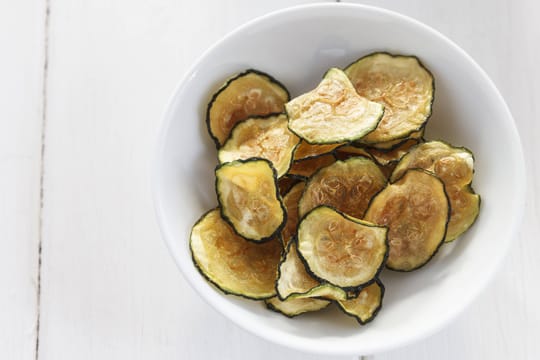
[207,69,290,147]
[265,296,330,318]
[288,153,336,179]
[333,144,373,161]
[390,140,480,241]
[364,169,449,271]
[190,209,282,299]
[281,182,305,248]
[337,279,384,325]
[293,141,343,161]
[215,158,286,242]
[218,114,300,177]
[297,206,388,289]
[445,184,481,241]
[345,52,434,143]
[298,157,387,219]
[276,241,349,301]
[276,241,320,300]
[278,175,300,196]
[286,68,384,144]
[367,138,420,166]
[356,128,424,150]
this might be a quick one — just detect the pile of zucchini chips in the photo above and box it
[190,52,480,324]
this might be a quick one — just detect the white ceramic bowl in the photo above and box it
[153,3,526,356]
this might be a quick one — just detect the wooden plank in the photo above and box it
[38,1,345,359]
[342,1,540,359]
[0,0,46,358]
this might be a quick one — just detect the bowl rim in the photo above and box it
[152,2,526,355]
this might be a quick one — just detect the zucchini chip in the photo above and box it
[297,206,388,289]
[190,209,282,299]
[218,114,300,177]
[265,296,330,318]
[390,140,480,241]
[367,138,421,166]
[281,182,306,248]
[337,280,384,325]
[276,241,319,300]
[286,68,384,144]
[356,128,424,150]
[278,175,300,196]
[333,145,373,161]
[207,69,290,147]
[345,52,434,143]
[215,158,286,242]
[298,157,387,219]
[288,153,336,179]
[364,169,449,271]
[293,141,343,161]
[276,241,348,301]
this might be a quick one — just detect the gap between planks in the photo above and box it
[35,0,51,359]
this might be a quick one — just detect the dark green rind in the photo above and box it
[215,157,287,243]
[206,69,291,149]
[189,208,282,301]
[296,205,389,291]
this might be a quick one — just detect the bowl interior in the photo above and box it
[154,3,525,355]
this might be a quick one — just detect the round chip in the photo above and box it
[345,52,434,143]
[215,158,286,242]
[390,140,480,241]
[364,169,449,271]
[190,209,283,299]
[207,69,290,147]
[298,157,387,219]
[297,206,388,288]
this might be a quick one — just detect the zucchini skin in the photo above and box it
[214,157,288,243]
[295,205,389,291]
[206,69,290,149]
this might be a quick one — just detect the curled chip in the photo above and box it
[265,296,330,318]
[218,114,300,177]
[345,52,433,144]
[337,280,385,325]
[297,206,388,289]
[207,69,290,147]
[293,141,343,161]
[299,157,387,219]
[286,68,384,144]
[190,209,282,299]
[215,158,286,242]
[276,241,348,301]
[281,182,306,248]
[364,169,449,271]
[288,153,336,179]
[391,140,480,241]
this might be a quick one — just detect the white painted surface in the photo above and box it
[0,1,45,359]
[2,0,538,359]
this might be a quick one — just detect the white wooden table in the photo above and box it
[2,0,538,359]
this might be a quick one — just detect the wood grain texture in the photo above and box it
[342,1,540,359]
[0,1,46,359]
[38,1,344,359]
